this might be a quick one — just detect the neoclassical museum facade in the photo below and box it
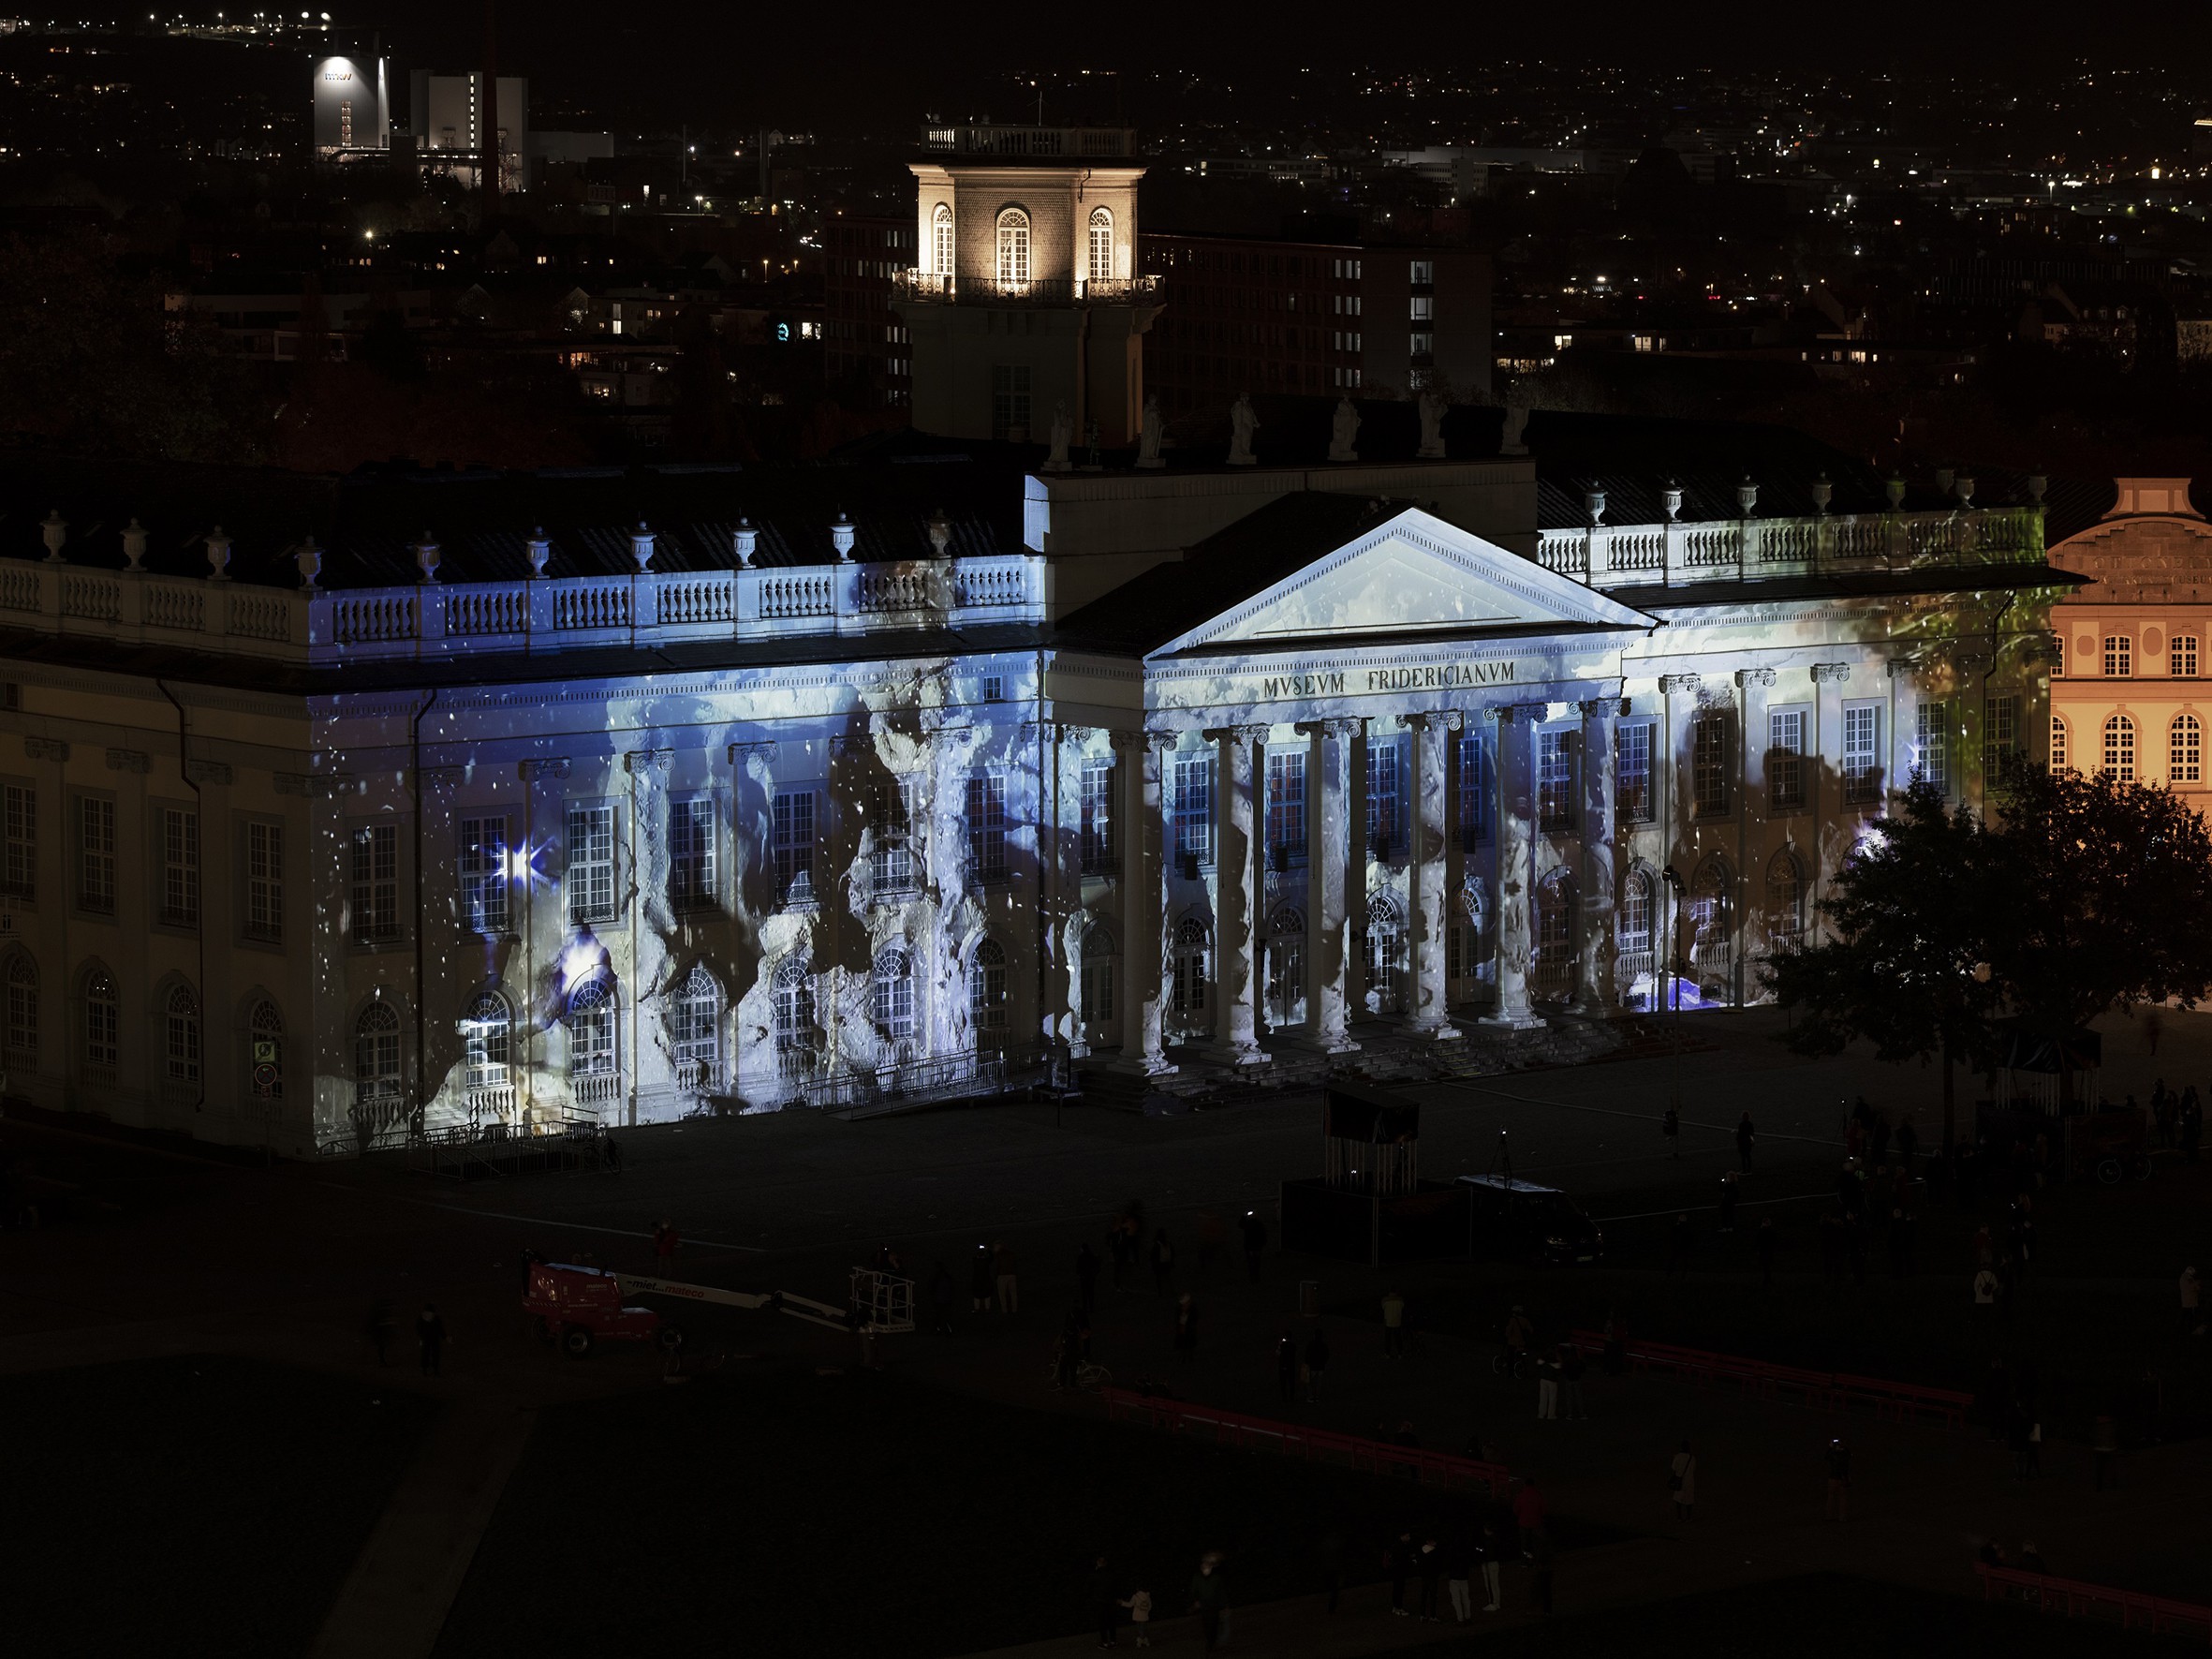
[0,448,2063,1153]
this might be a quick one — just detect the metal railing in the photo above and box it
[891,270,1160,307]
[1534,506,2045,591]
[922,124,1137,157]
[786,1044,1053,1115]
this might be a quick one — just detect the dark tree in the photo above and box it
[1765,778,2000,1151]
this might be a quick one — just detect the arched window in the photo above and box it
[1363,893,1402,1015]
[1533,869,1577,999]
[1078,921,1117,1027]
[969,938,1008,1033]
[995,207,1030,289]
[567,972,618,1078]
[165,984,201,1085]
[83,968,118,1072]
[1765,851,1806,952]
[772,954,816,1078]
[2050,716,2069,773]
[1688,859,1734,990]
[2102,714,2136,782]
[874,946,915,1059]
[2173,714,2202,784]
[249,1000,283,1101]
[4,954,36,1064]
[355,1002,402,1126]
[1265,905,1306,1029]
[1087,206,1113,285]
[931,202,953,277]
[1618,869,1655,964]
[461,991,511,1089]
[666,965,721,1074]
[1172,915,1211,1016]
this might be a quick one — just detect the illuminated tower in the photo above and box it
[892,124,1159,448]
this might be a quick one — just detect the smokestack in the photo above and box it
[479,0,499,221]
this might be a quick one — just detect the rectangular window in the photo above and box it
[1456,733,1493,849]
[2174,635,2200,678]
[1409,294,1434,321]
[1692,712,1732,818]
[1537,730,1576,833]
[2103,634,2132,676]
[1915,701,1951,794]
[1986,696,2019,769]
[1366,740,1403,858]
[989,363,1031,441]
[1409,259,1434,285]
[1079,760,1114,875]
[871,778,918,897]
[1265,750,1306,867]
[773,790,816,905]
[966,773,1008,881]
[1768,708,1806,812]
[350,822,399,943]
[458,816,508,935]
[1172,756,1213,870]
[246,822,284,941]
[1843,704,1881,803]
[668,798,715,912]
[1615,723,1655,824]
[79,797,115,915]
[1,782,32,901]
[565,805,616,926]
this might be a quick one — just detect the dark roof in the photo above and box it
[1054,492,1395,657]
[0,444,1030,590]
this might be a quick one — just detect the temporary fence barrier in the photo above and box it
[1100,1386,1512,1496]
[1977,1563,2212,1645]
[1562,1329,1974,1428]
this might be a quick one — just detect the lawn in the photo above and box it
[0,1354,437,1658]
[1402,1571,2182,1659]
[435,1365,1630,1659]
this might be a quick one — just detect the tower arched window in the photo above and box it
[1172,915,1211,1016]
[2102,714,2137,781]
[2049,716,2069,774]
[249,1000,283,1101]
[461,991,511,1089]
[354,1001,402,1126]
[931,202,953,277]
[567,972,618,1079]
[995,207,1030,289]
[1765,851,1806,952]
[968,938,1008,1034]
[83,968,118,1072]
[2173,714,2202,784]
[874,946,916,1060]
[165,984,201,1085]
[667,964,722,1074]
[1087,206,1113,285]
[772,954,816,1079]
[4,953,36,1065]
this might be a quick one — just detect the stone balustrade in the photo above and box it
[0,552,1049,665]
[1534,505,2044,590]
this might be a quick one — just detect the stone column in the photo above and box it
[1116,729,1176,1075]
[1294,718,1360,1054]
[727,739,779,1104]
[621,747,674,1126]
[1402,709,1464,1039]
[1573,697,1620,1014]
[1203,723,1270,1066]
[1483,705,1545,1029]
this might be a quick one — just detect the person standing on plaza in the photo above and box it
[1118,1585,1153,1648]
[1736,1112,1756,1173]
[1276,1330,1299,1401]
[1173,1291,1199,1364]
[1757,1217,1777,1286]
[1150,1228,1175,1297]
[1478,1523,1504,1612]
[1444,1531,1474,1622]
[416,1302,447,1377]
[1824,1438,1851,1520]
[1076,1242,1100,1313]
[1304,1326,1331,1399]
[1090,1554,1120,1649]
[1188,1552,1227,1651]
[1315,1521,1347,1616]
[364,1299,396,1367]
[1512,1475,1547,1554]
[1670,1438,1697,1519]
[1239,1209,1268,1281]
[1416,1535,1444,1622]
[971,1243,995,1314]
[1535,1346,1561,1418]
[1386,1530,1415,1617]
[994,1239,1021,1315]
[1381,1286,1407,1358]
[1662,1104,1681,1158]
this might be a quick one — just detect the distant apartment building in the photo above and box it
[1139,232,1492,419]
[824,214,914,412]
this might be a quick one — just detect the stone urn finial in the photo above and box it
[121,517,148,570]
[1809,473,1832,515]
[205,526,232,581]
[415,533,441,585]
[733,517,757,568]
[630,521,656,572]
[526,527,551,578]
[831,511,856,561]
[40,509,66,563]
[927,509,951,555]
[295,534,322,590]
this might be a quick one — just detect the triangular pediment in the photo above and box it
[1161,507,1657,654]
